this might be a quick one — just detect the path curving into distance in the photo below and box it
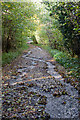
[2,45,79,119]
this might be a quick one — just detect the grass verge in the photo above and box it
[37,44,80,80]
[2,43,29,66]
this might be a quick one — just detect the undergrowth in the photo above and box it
[2,43,29,66]
[37,44,80,80]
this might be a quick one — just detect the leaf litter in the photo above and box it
[2,45,79,119]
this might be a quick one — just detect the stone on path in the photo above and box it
[2,45,79,119]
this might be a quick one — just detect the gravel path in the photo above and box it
[2,45,79,119]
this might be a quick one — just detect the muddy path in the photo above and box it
[2,45,79,119]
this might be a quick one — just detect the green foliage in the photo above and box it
[51,2,80,57]
[2,2,38,52]
[51,50,80,79]
[43,1,80,57]
[2,51,20,65]
[2,2,39,66]
[38,26,49,44]
[37,10,63,48]
[2,43,29,66]
[40,44,80,79]
[31,35,38,44]
[37,4,64,51]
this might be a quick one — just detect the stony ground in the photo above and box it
[2,45,79,119]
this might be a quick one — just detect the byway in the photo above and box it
[2,45,79,119]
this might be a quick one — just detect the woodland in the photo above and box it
[1,1,80,119]
[2,1,80,79]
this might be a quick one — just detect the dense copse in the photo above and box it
[2,2,37,52]
[43,1,80,57]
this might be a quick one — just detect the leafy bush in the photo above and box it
[2,51,20,65]
[2,43,29,66]
[43,1,80,57]
[41,45,80,79]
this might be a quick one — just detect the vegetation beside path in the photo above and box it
[36,44,79,90]
[2,1,80,89]
[2,43,29,66]
[1,1,80,119]
[2,45,79,119]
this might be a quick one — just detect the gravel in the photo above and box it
[2,46,79,119]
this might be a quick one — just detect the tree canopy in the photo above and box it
[42,1,80,57]
[2,1,80,58]
[2,2,38,52]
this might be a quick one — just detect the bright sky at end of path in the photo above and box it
[31,0,80,2]
[2,0,79,2]
[31,0,42,2]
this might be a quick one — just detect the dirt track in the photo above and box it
[2,45,79,119]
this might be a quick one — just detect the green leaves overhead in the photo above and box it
[43,1,80,57]
[2,2,38,52]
